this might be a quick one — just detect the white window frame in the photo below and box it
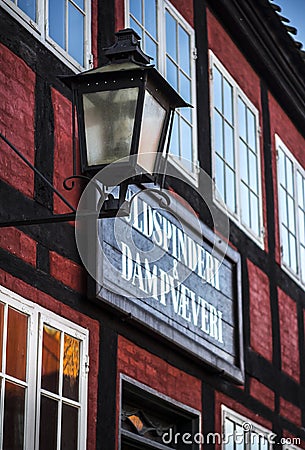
[125,0,198,185]
[0,285,89,450]
[276,134,305,289]
[210,51,264,248]
[222,405,272,450]
[0,0,92,71]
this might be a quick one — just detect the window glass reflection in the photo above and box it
[42,325,60,394]
[61,403,79,450]
[3,381,25,450]
[6,308,28,381]
[39,395,58,450]
[63,334,80,401]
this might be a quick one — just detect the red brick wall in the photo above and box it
[0,43,35,197]
[247,260,273,361]
[278,288,300,383]
[0,270,99,450]
[49,251,84,293]
[52,88,81,215]
[249,377,275,411]
[280,398,302,428]
[0,228,36,266]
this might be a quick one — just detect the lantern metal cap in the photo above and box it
[103,28,151,66]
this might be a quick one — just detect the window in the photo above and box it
[126,0,198,181]
[210,52,263,246]
[276,135,305,286]
[120,375,200,449]
[222,406,272,450]
[1,0,91,69]
[0,285,88,450]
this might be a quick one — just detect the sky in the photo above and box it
[275,0,305,48]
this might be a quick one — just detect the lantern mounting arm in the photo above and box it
[0,133,133,228]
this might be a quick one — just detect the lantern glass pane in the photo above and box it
[83,87,139,166]
[138,90,166,173]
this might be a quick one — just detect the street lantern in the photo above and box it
[63,28,188,184]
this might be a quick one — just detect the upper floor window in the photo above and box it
[276,135,305,286]
[1,0,91,69]
[0,285,89,449]
[210,52,264,246]
[126,0,198,182]
[223,406,272,450]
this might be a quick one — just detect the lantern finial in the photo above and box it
[103,28,151,65]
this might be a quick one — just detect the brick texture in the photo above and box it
[248,260,273,361]
[280,398,301,427]
[117,335,201,410]
[52,88,81,215]
[278,288,300,383]
[0,228,36,266]
[49,251,84,293]
[0,43,35,197]
[249,377,275,410]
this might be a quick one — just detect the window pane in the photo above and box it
[213,68,222,113]
[61,404,79,450]
[130,0,142,23]
[3,382,25,450]
[281,226,289,266]
[287,195,295,233]
[299,209,305,245]
[247,109,256,151]
[215,155,225,200]
[180,119,193,169]
[224,122,234,168]
[180,73,191,104]
[144,0,156,37]
[225,166,236,212]
[239,140,248,184]
[224,419,234,450]
[166,58,178,91]
[235,424,244,450]
[214,111,224,157]
[130,17,143,39]
[145,35,157,65]
[238,97,246,141]
[166,12,177,61]
[297,171,304,209]
[251,432,260,450]
[286,156,294,195]
[68,3,84,65]
[18,0,36,20]
[278,148,286,187]
[169,113,179,156]
[63,334,80,401]
[241,183,250,228]
[179,25,190,75]
[289,233,297,273]
[279,186,288,227]
[42,325,60,394]
[0,302,4,370]
[49,0,65,49]
[249,150,258,193]
[223,78,233,124]
[250,192,259,235]
[39,395,58,450]
[73,0,84,9]
[6,308,28,381]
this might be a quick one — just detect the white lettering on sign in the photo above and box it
[125,194,221,289]
[121,240,224,344]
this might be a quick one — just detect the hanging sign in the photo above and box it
[95,186,244,382]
